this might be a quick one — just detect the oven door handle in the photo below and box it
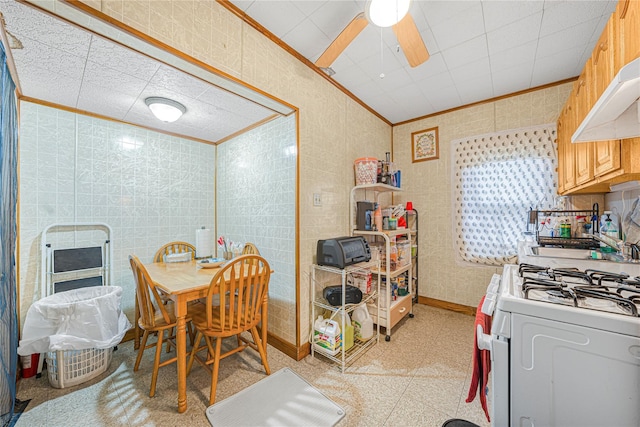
[476,324,492,351]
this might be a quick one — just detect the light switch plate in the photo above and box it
[313,193,321,206]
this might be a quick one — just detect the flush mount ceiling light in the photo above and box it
[144,97,186,123]
[365,0,411,28]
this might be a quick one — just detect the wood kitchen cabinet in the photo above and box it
[558,105,576,193]
[573,65,594,186]
[591,18,622,178]
[616,0,640,71]
[555,0,640,194]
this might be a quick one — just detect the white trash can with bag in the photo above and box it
[18,286,131,388]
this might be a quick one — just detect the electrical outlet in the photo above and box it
[313,193,321,206]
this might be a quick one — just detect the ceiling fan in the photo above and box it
[315,0,429,69]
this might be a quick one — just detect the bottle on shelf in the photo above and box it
[374,204,382,232]
[352,305,374,341]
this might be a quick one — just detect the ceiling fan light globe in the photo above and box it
[365,0,411,28]
[145,97,186,123]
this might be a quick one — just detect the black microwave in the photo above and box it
[316,236,371,269]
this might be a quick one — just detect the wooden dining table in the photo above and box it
[141,259,269,414]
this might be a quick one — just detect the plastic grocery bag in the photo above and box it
[18,286,132,355]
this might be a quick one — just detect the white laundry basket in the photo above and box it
[46,347,113,388]
[18,286,130,389]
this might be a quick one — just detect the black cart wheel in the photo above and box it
[385,335,391,342]
[409,313,414,318]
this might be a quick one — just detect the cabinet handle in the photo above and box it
[399,307,406,313]
[620,0,630,19]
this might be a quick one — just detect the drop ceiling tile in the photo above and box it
[355,47,404,82]
[4,2,91,58]
[425,85,462,113]
[402,102,436,123]
[283,18,331,61]
[492,63,534,97]
[441,35,488,70]
[449,57,490,82]
[415,71,456,94]
[489,41,537,74]
[455,74,495,105]
[422,1,478,29]
[151,65,212,100]
[481,0,543,32]
[405,53,448,83]
[308,0,363,39]
[87,36,160,81]
[198,86,272,121]
[4,0,623,131]
[329,53,359,78]
[11,36,87,82]
[429,3,485,51]
[486,12,543,56]
[536,17,602,57]
[376,67,413,93]
[227,0,254,12]
[19,67,82,107]
[531,46,586,86]
[540,0,615,38]
[334,71,376,93]
[387,84,434,121]
[343,25,393,64]
[243,0,305,39]
[77,82,139,120]
[292,0,327,17]
[82,60,150,97]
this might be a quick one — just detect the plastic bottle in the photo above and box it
[600,211,620,239]
[374,205,382,231]
[334,309,354,351]
[352,305,374,341]
[313,316,341,355]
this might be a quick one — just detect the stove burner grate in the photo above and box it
[573,286,638,317]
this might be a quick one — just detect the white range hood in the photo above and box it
[572,57,640,142]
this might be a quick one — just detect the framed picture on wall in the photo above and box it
[412,127,439,162]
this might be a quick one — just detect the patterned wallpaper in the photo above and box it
[392,83,573,308]
[72,0,393,344]
[216,115,297,343]
[18,101,215,325]
[452,124,558,266]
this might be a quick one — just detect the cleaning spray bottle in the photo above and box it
[600,211,620,239]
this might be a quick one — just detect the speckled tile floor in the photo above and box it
[15,304,491,427]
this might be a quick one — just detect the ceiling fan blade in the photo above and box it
[315,13,368,68]
[393,13,429,68]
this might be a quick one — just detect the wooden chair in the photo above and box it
[153,241,196,263]
[134,242,196,350]
[241,242,260,255]
[129,255,195,397]
[187,254,271,405]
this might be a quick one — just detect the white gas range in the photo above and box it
[480,260,640,426]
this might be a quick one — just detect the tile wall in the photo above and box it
[74,0,394,345]
[216,115,297,343]
[393,83,574,308]
[18,101,215,325]
[605,186,640,242]
[22,0,396,347]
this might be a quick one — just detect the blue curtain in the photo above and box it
[0,41,18,426]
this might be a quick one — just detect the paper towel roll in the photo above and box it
[195,227,213,259]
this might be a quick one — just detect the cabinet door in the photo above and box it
[591,18,621,177]
[557,113,566,194]
[559,105,576,191]
[573,69,594,185]
[617,0,640,69]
